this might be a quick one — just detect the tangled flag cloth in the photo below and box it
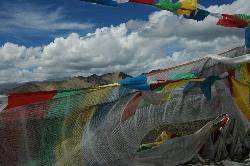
[0,46,250,165]
[207,54,250,64]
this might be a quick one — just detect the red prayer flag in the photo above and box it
[121,92,142,122]
[4,91,56,111]
[129,0,155,5]
[217,14,248,29]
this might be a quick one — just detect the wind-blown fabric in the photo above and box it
[129,0,155,5]
[207,54,250,64]
[0,95,7,113]
[177,0,197,16]
[154,0,182,12]
[235,14,250,25]
[200,75,221,100]
[4,91,56,110]
[81,0,198,16]
[228,64,250,120]
[80,0,250,36]
[80,0,156,6]
[184,8,210,21]
[119,74,149,91]
[230,77,250,119]
[216,14,249,29]
[0,46,250,165]
[80,0,125,6]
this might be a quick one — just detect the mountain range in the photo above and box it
[0,72,131,94]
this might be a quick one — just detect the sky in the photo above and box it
[0,0,249,83]
[0,0,237,46]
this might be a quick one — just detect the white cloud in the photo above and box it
[0,0,249,84]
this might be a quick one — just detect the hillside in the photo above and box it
[4,72,131,93]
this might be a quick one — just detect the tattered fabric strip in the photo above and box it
[207,54,250,64]
[121,92,142,122]
[4,91,57,111]
[229,77,250,120]
[0,95,8,113]
[216,14,249,29]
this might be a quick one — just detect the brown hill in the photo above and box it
[9,72,131,93]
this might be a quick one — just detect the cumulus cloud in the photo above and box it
[0,0,249,84]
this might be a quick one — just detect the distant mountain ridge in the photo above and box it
[2,72,131,94]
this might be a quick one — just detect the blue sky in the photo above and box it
[0,0,247,83]
[0,0,236,47]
